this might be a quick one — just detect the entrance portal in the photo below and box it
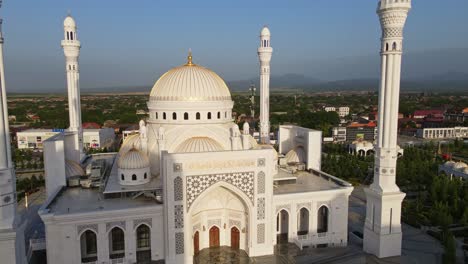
[194,231,199,255]
[231,227,240,249]
[209,226,220,248]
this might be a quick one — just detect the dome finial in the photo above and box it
[186,48,194,66]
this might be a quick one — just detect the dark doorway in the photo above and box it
[194,231,199,255]
[231,227,240,249]
[209,226,220,248]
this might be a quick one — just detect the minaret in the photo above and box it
[61,15,83,161]
[0,2,26,262]
[363,0,411,258]
[257,26,272,144]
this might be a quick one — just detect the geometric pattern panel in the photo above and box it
[296,202,312,212]
[77,224,98,235]
[257,198,265,220]
[276,204,291,214]
[174,205,184,229]
[106,221,126,232]
[208,219,221,228]
[133,218,152,229]
[257,158,265,167]
[186,171,255,211]
[257,223,265,244]
[257,171,265,194]
[175,232,184,255]
[174,176,183,201]
[229,219,241,228]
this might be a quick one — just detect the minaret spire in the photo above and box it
[0,1,27,262]
[61,14,83,162]
[363,0,411,258]
[257,26,273,144]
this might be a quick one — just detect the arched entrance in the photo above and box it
[209,226,220,248]
[231,227,240,250]
[194,231,199,255]
[189,185,250,256]
[277,209,289,244]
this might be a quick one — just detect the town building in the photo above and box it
[439,161,468,180]
[324,106,350,118]
[345,122,377,142]
[17,128,115,149]
[416,127,468,139]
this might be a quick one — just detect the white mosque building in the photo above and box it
[0,1,411,263]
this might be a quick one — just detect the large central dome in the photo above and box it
[150,54,231,102]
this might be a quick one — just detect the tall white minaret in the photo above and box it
[0,2,26,263]
[363,0,411,258]
[257,26,272,144]
[61,15,83,161]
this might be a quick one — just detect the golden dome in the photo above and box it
[149,55,231,102]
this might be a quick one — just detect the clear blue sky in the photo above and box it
[2,0,468,91]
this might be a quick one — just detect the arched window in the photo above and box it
[136,225,151,262]
[217,112,221,119]
[80,230,97,262]
[70,32,74,40]
[73,65,75,70]
[196,112,200,120]
[144,173,147,179]
[385,43,389,51]
[109,227,125,259]
[392,42,397,51]
[207,112,212,120]
[163,112,166,120]
[66,32,70,40]
[132,174,137,181]
[225,112,227,118]
[172,112,177,120]
[69,65,71,70]
[297,208,309,235]
[317,206,329,233]
[121,174,124,181]
[184,112,189,120]
[155,112,158,119]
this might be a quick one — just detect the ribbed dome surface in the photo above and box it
[285,147,306,164]
[174,137,224,153]
[149,64,232,102]
[118,148,150,169]
[119,134,141,155]
[65,159,84,177]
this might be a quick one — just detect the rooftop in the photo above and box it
[44,187,159,216]
[273,168,352,195]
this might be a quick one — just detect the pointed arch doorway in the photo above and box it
[231,227,240,250]
[209,226,220,248]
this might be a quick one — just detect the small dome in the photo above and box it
[248,135,258,149]
[150,62,232,102]
[118,148,150,170]
[454,162,467,170]
[260,26,271,37]
[119,134,141,155]
[363,141,373,148]
[285,146,306,164]
[174,137,224,153]
[64,15,76,27]
[356,142,364,148]
[65,159,84,177]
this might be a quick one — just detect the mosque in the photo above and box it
[0,1,412,263]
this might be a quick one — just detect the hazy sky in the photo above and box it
[2,0,468,92]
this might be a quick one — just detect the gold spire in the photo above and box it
[186,48,194,66]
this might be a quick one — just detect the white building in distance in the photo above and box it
[324,106,350,118]
[16,128,115,150]
[416,127,468,139]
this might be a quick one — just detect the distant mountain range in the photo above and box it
[8,47,468,94]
